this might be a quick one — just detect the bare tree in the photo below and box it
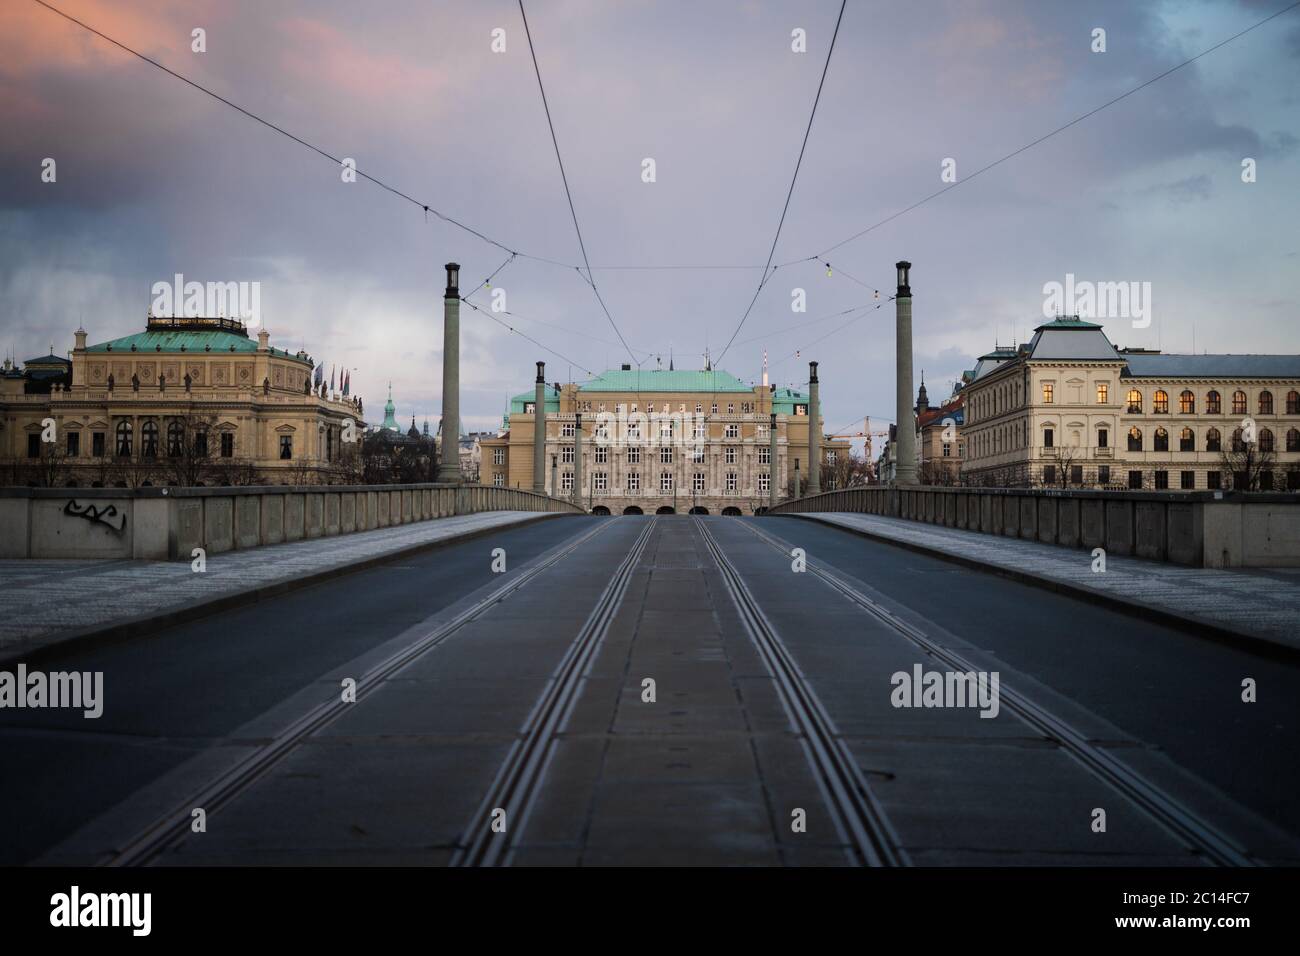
[161,412,218,487]
[1221,441,1276,491]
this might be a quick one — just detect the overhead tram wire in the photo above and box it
[714,0,848,367]
[517,0,639,368]
[790,0,1300,263]
[458,296,596,378]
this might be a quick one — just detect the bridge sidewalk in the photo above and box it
[0,511,569,665]
[779,512,1300,655]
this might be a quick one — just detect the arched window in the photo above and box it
[1259,428,1275,452]
[1206,428,1222,452]
[1126,389,1143,413]
[1127,426,1143,451]
[167,420,184,457]
[1179,390,1195,414]
[1154,427,1169,451]
[1259,391,1274,415]
[141,420,159,458]
[115,420,132,457]
[1179,427,1195,452]
[1153,390,1169,414]
[1231,428,1246,453]
[1287,391,1300,415]
[1288,428,1300,452]
[1232,390,1248,415]
[1206,390,1221,414]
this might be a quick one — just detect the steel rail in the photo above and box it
[695,517,909,867]
[104,517,615,867]
[740,518,1257,867]
[453,518,658,866]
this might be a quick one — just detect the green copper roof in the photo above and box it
[510,385,561,415]
[770,386,808,415]
[578,368,754,393]
[86,329,310,364]
[381,383,399,431]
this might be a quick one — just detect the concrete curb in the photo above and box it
[776,513,1300,663]
[3,513,576,668]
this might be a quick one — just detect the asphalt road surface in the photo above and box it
[3,515,1296,866]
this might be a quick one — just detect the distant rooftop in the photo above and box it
[578,368,754,393]
[1122,354,1300,379]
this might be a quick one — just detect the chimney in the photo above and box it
[257,328,270,351]
[533,361,547,494]
[893,260,918,485]
[74,329,87,352]
[436,261,462,482]
[761,348,768,388]
[621,363,631,371]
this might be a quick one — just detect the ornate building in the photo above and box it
[0,316,364,486]
[962,317,1300,491]
[479,366,848,514]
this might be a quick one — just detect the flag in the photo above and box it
[342,370,350,396]
[313,362,323,386]
[330,365,336,392]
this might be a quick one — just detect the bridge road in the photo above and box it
[6,516,1299,866]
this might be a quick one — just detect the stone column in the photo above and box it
[533,361,546,494]
[572,412,583,508]
[894,260,918,485]
[769,411,778,508]
[807,361,821,495]
[437,262,462,483]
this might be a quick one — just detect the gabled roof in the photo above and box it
[578,368,753,393]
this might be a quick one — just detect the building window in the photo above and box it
[166,421,183,457]
[1043,428,1054,448]
[594,472,607,492]
[1128,470,1143,489]
[1153,390,1169,414]
[1261,471,1275,491]
[794,403,807,416]
[1259,391,1274,415]
[1126,389,1142,413]
[1097,428,1108,449]
[725,472,737,492]
[727,403,734,414]
[942,443,951,458]
[66,432,80,458]
[524,401,535,414]
[725,424,739,439]
[1097,383,1108,404]
[660,471,673,492]
[1098,465,1110,485]
[626,472,639,492]
[280,435,293,459]
[27,433,40,458]
[758,472,770,493]
[1287,428,1300,452]
[1259,428,1275,453]
[826,451,836,465]
[1127,427,1142,451]
[725,446,737,464]
[561,471,573,491]
[493,472,505,486]
[1206,428,1221,452]
[141,420,159,458]
[693,422,706,441]
[695,403,703,414]
[595,446,608,464]
[1179,427,1195,452]
[220,432,234,457]
[711,403,718,414]
[195,430,208,457]
[1042,383,1053,404]
[1206,390,1221,414]
[693,472,705,492]
[562,446,574,464]
[1232,390,1247,415]
[1180,390,1195,414]
[1180,471,1195,490]
[627,447,641,464]
[116,420,133,457]
[1231,428,1246,453]
[660,446,673,464]
[759,446,770,464]
[493,448,505,465]
[92,432,105,457]
[1043,465,1056,485]
[1154,427,1169,452]
[1207,471,1221,490]
[1287,391,1300,415]
[561,422,575,438]
[1155,470,1168,490]
[692,446,705,463]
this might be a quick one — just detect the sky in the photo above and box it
[2,0,1297,441]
